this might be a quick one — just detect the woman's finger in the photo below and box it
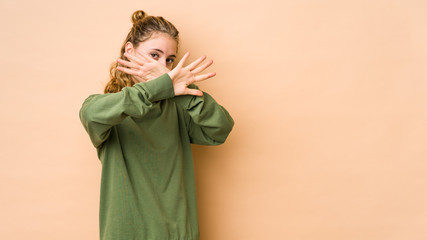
[136,52,153,63]
[194,72,216,82]
[185,55,206,71]
[184,88,203,96]
[117,66,141,76]
[117,58,139,69]
[176,52,190,69]
[124,52,145,65]
[192,59,213,75]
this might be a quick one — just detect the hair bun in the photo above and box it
[131,10,147,24]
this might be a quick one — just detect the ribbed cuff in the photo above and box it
[142,73,175,102]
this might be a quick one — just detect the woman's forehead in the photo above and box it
[139,33,177,55]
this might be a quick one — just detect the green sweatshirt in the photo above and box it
[79,73,234,240]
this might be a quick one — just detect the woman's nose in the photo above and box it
[157,58,167,67]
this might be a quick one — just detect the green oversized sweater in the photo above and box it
[79,73,234,240]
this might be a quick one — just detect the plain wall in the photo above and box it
[1,0,426,239]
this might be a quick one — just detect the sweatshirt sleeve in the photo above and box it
[79,73,175,148]
[172,84,234,145]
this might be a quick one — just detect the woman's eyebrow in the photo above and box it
[151,48,176,58]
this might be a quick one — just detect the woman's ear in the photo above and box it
[124,42,134,54]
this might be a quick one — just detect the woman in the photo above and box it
[79,10,234,240]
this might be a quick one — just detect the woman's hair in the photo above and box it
[104,10,180,93]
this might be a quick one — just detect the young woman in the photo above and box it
[79,10,234,240]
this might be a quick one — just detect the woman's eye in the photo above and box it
[166,58,174,64]
[150,53,159,59]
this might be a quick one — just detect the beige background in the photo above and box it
[1,0,426,239]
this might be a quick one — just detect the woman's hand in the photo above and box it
[168,52,216,96]
[116,52,169,83]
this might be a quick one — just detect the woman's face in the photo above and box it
[127,32,177,70]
